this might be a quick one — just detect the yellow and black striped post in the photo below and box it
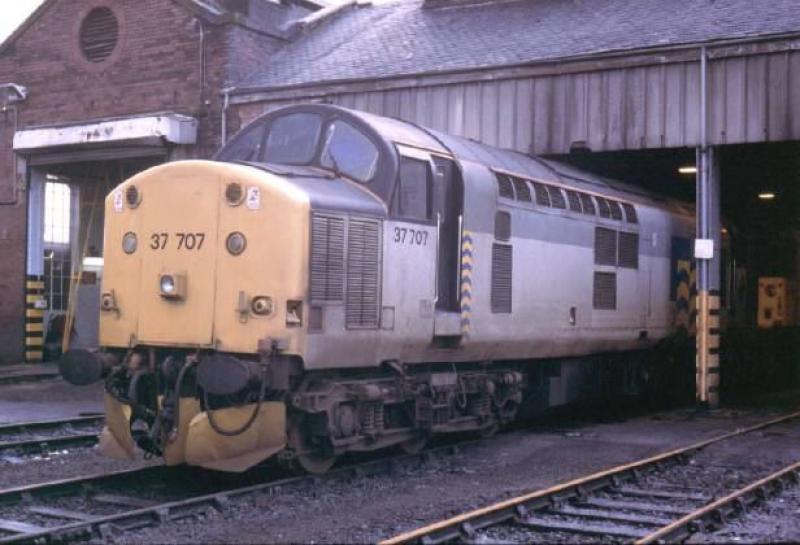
[25,275,45,363]
[695,141,721,410]
[696,289,721,408]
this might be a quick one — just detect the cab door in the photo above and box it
[431,156,463,315]
[391,146,464,338]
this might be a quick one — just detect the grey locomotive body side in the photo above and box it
[285,113,694,371]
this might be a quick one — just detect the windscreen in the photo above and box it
[216,126,265,162]
[264,113,323,165]
[321,120,379,183]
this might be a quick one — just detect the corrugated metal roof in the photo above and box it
[236,0,800,91]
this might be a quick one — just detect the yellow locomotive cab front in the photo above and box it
[95,160,310,470]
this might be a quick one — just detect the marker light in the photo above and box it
[125,185,141,208]
[758,192,776,200]
[678,166,697,175]
[225,182,244,206]
[122,232,137,254]
[226,232,247,255]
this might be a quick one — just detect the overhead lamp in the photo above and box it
[678,166,697,175]
[0,83,28,104]
[758,192,776,201]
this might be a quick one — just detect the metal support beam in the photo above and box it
[695,147,721,408]
[695,46,721,409]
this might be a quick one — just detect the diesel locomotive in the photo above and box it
[60,104,695,473]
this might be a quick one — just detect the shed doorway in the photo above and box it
[27,158,161,360]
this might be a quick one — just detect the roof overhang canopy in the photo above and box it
[13,113,198,153]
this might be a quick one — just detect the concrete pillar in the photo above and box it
[695,146,722,408]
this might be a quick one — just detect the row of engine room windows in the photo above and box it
[490,221,640,314]
[388,159,642,230]
[495,172,638,224]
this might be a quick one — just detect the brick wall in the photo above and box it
[0,0,294,363]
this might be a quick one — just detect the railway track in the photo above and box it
[380,410,800,545]
[0,416,103,458]
[1,410,797,544]
[0,436,472,544]
[0,371,59,386]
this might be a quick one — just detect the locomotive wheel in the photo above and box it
[399,434,428,455]
[297,451,337,474]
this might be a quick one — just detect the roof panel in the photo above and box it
[235,0,800,91]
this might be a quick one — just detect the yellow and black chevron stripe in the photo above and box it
[25,275,45,362]
[675,259,698,336]
[460,230,474,337]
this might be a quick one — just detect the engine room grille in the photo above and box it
[532,182,551,207]
[622,203,638,224]
[496,174,515,199]
[491,244,513,313]
[511,178,532,202]
[608,200,624,221]
[594,227,618,266]
[310,214,346,301]
[593,272,617,310]
[596,197,612,219]
[618,232,639,269]
[346,218,381,328]
[566,190,582,212]
[580,193,597,215]
[548,186,567,209]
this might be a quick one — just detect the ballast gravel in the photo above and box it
[2,377,798,544]
[115,406,800,544]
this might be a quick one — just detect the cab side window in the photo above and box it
[393,157,431,221]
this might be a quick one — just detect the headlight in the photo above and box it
[122,232,137,254]
[159,273,186,299]
[226,232,247,256]
[160,275,176,294]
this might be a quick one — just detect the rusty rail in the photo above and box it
[636,459,800,544]
[380,410,800,545]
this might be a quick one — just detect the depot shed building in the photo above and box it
[2,0,800,396]
[0,0,321,363]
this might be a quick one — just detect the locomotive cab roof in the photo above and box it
[215,103,688,215]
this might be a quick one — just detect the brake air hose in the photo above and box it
[204,364,268,437]
[165,359,198,443]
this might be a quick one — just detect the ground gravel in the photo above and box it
[2,377,798,544]
[116,407,798,544]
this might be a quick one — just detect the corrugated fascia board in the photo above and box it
[230,29,800,98]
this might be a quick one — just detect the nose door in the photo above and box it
[136,175,220,346]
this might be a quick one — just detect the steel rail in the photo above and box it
[0,415,103,436]
[0,466,168,506]
[379,409,800,545]
[0,416,104,456]
[0,372,59,386]
[0,433,99,456]
[0,438,474,544]
[635,459,800,544]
